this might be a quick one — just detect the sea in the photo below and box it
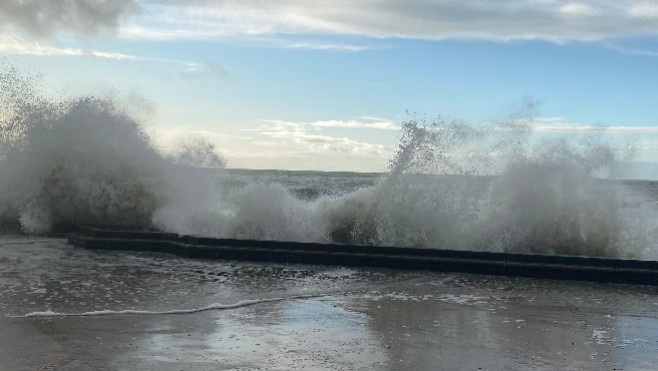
[3,62,658,260]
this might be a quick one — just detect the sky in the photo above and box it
[2,0,658,175]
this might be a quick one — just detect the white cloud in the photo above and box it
[147,121,394,171]
[559,3,594,16]
[532,117,658,133]
[115,1,658,43]
[0,0,139,38]
[0,34,227,78]
[629,2,658,17]
[309,118,400,130]
[0,35,138,60]
[3,1,658,44]
[258,119,393,157]
[603,43,658,57]
[7,1,658,45]
[280,42,374,52]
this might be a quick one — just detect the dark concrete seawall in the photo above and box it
[67,228,658,285]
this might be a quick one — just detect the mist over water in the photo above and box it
[2,64,657,259]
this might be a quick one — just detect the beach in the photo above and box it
[2,237,658,370]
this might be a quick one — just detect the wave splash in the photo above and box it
[0,64,217,233]
[2,64,657,258]
[319,117,657,258]
[153,117,658,258]
[154,120,658,259]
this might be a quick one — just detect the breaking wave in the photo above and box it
[0,63,220,233]
[2,64,657,259]
[155,116,658,259]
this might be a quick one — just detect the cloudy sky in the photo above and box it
[3,0,658,173]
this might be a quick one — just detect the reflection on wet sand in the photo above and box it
[354,276,658,370]
[1,238,658,369]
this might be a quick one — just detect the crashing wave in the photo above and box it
[2,63,657,259]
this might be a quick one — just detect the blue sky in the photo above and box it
[3,0,658,174]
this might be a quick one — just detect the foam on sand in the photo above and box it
[17,294,323,318]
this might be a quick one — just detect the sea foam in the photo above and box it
[17,294,322,318]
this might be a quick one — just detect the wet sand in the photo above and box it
[2,237,658,370]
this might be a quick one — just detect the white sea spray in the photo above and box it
[2,63,657,258]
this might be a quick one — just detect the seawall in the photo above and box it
[67,228,658,285]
